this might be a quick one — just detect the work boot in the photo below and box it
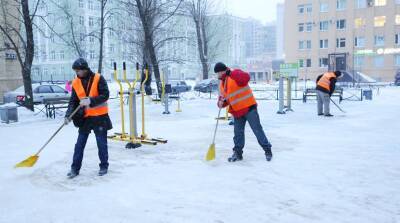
[324,114,334,117]
[264,147,273,162]
[67,169,79,179]
[228,150,243,162]
[98,168,108,176]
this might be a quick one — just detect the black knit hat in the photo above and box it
[214,62,227,73]
[334,70,342,77]
[72,58,89,70]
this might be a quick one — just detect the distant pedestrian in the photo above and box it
[65,80,72,93]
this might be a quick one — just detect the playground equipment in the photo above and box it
[108,62,167,148]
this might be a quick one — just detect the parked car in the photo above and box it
[169,80,191,94]
[194,78,219,93]
[395,71,400,86]
[3,83,71,104]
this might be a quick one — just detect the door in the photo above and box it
[336,56,346,71]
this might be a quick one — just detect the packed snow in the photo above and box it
[0,85,399,223]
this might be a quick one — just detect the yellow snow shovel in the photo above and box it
[15,106,81,168]
[206,108,222,161]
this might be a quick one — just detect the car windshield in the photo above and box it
[51,85,66,93]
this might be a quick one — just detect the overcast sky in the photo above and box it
[222,0,284,24]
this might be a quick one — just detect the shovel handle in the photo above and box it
[35,106,81,156]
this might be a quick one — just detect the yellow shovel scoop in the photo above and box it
[15,106,81,168]
[206,108,222,161]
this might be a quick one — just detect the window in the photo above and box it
[319,58,328,67]
[355,18,366,28]
[89,36,95,43]
[59,51,64,59]
[38,86,53,93]
[109,30,114,38]
[396,34,400,45]
[50,50,56,60]
[320,3,329,12]
[355,36,365,47]
[337,0,346,10]
[88,0,94,10]
[355,0,366,8]
[374,56,384,67]
[320,39,329,48]
[306,22,312,32]
[375,0,386,6]
[395,55,400,66]
[79,16,84,25]
[298,23,304,32]
[51,86,65,93]
[336,38,346,48]
[354,56,365,67]
[396,15,400,25]
[299,59,304,68]
[79,0,84,8]
[89,17,94,27]
[336,19,346,29]
[60,66,65,76]
[374,16,386,27]
[299,41,311,50]
[305,4,312,13]
[320,21,329,31]
[374,35,385,46]
[80,33,85,42]
[306,59,312,67]
[299,41,305,50]
[298,5,305,14]
[306,40,312,49]
[397,0,400,4]
[109,44,115,53]
[298,4,312,13]
[89,50,95,59]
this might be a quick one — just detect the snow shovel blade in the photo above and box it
[14,155,39,168]
[206,143,216,161]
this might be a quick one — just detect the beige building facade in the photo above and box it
[0,0,22,103]
[284,0,400,81]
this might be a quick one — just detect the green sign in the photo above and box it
[279,63,298,78]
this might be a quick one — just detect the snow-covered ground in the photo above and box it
[0,86,399,223]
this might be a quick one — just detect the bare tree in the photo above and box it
[186,0,209,79]
[40,0,86,57]
[0,0,41,111]
[120,0,183,95]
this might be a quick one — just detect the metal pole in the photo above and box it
[277,76,285,114]
[163,71,170,114]
[284,77,294,112]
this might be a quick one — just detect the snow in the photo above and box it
[0,86,399,223]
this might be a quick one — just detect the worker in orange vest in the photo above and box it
[64,58,112,178]
[214,62,273,162]
[316,71,342,117]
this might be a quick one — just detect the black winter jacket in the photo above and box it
[65,70,113,133]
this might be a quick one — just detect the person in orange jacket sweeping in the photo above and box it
[316,71,342,117]
[64,58,112,178]
[214,62,273,162]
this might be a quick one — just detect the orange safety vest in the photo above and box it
[317,72,336,91]
[72,73,108,117]
[219,76,257,112]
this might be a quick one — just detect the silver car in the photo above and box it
[3,83,71,104]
